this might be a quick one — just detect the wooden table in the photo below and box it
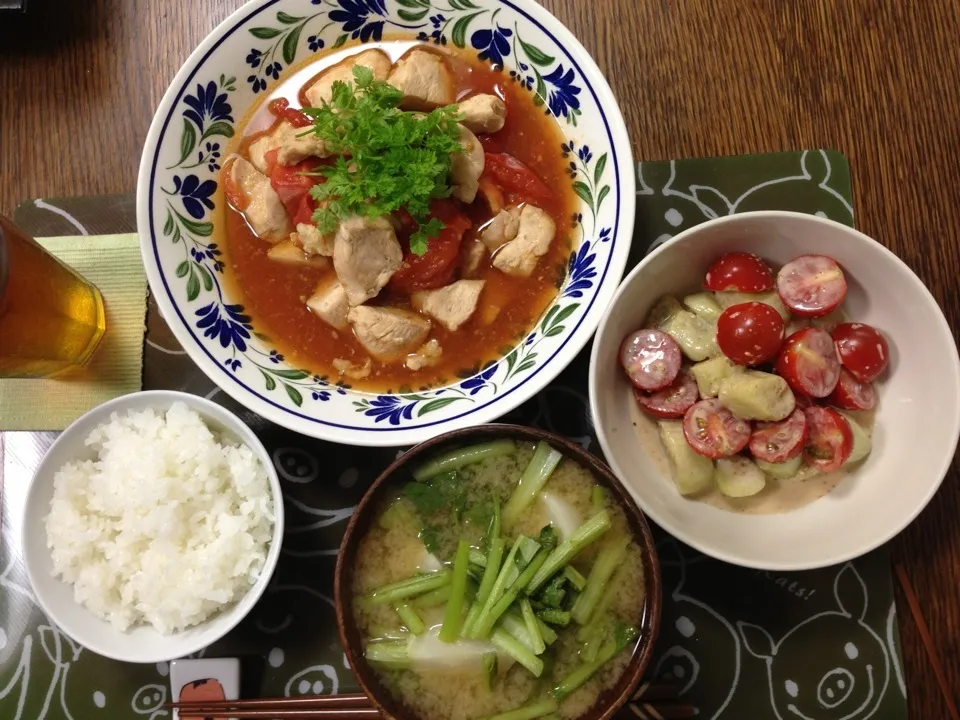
[2,0,958,715]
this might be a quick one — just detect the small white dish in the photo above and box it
[589,211,960,570]
[21,390,284,663]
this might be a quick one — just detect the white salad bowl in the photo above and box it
[136,0,634,446]
[589,211,960,571]
[21,390,284,663]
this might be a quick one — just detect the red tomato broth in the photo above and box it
[218,42,575,392]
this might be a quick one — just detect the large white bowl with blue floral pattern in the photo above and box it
[137,0,635,446]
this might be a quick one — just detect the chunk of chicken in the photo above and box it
[492,205,556,277]
[450,124,484,203]
[333,357,372,380]
[457,94,506,134]
[295,223,335,257]
[406,339,443,371]
[480,207,521,252]
[387,49,455,111]
[478,177,505,214]
[333,217,403,306]
[461,239,487,278]
[268,240,330,268]
[305,49,392,107]
[306,279,350,330]
[248,121,329,173]
[412,280,485,332]
[348,306,431,360]
[228,157,292,242]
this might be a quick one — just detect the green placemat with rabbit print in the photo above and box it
[0,149,905,719]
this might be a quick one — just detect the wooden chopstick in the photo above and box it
[894,564,960,720]
[176,710,381,719]
[167,682,691,719]
[168,693,379,719]
[168,694,374,710]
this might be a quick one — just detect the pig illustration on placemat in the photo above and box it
[645,537,906,719]
[738,564,890,720]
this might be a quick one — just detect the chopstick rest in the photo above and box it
[170,658,241,720]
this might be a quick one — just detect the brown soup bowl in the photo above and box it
[335,424,662,720]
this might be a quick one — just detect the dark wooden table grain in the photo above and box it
[2,0,959,715]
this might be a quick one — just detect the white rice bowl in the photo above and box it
[44,401,274,634]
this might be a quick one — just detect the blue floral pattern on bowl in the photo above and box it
[138,0,634,446]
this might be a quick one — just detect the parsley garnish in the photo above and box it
[302,65,464,256]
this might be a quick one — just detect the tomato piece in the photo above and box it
[831,322,889,383]
[803,406,853,472]
[268,155,322,218]
[682,399,752,458]
[268,97,313,128]
[716,302,785,366]
[482,153,554,206]
[620,329,682,391]
[634,370,699,419]
[827,368,877,411]
[268,98,289,116]
[703,252,774,292]
[390,201,471,293]
[776,255,847,318]
[292,193,317,227]
[749,408,808,463]
[775,327,842,398]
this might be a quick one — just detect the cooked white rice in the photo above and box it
[45,402,274,634]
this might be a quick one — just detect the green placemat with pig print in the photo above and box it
[0,149,906,719]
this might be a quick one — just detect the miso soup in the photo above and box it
[352,440,646,720]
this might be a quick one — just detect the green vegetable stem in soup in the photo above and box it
[217,39,576,393]
[353,441,646,720]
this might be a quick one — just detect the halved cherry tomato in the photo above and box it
[482,153,554,206]
[703,252,774,292]
[268,97,313,128]
[832,322,889,383]
[775,327,841,398]
[390,201,471,293]
[804,406,853,472]
[716,302,785,366]
[749,408,808,464]
[776,255,847,318]
[620,329,682,391]
[682,399,752,458]
[827,368,877,411]
[634,370,699,419]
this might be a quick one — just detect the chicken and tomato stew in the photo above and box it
[220,41,576,392]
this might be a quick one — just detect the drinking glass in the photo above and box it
[0,215,106,378]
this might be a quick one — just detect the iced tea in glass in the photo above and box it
[0,215,106,378]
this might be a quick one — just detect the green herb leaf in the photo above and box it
[301,66,464,256]
[538,575,567,609]
[403,482,445,514]
[538,525,559,551]
[419,525,441,554]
